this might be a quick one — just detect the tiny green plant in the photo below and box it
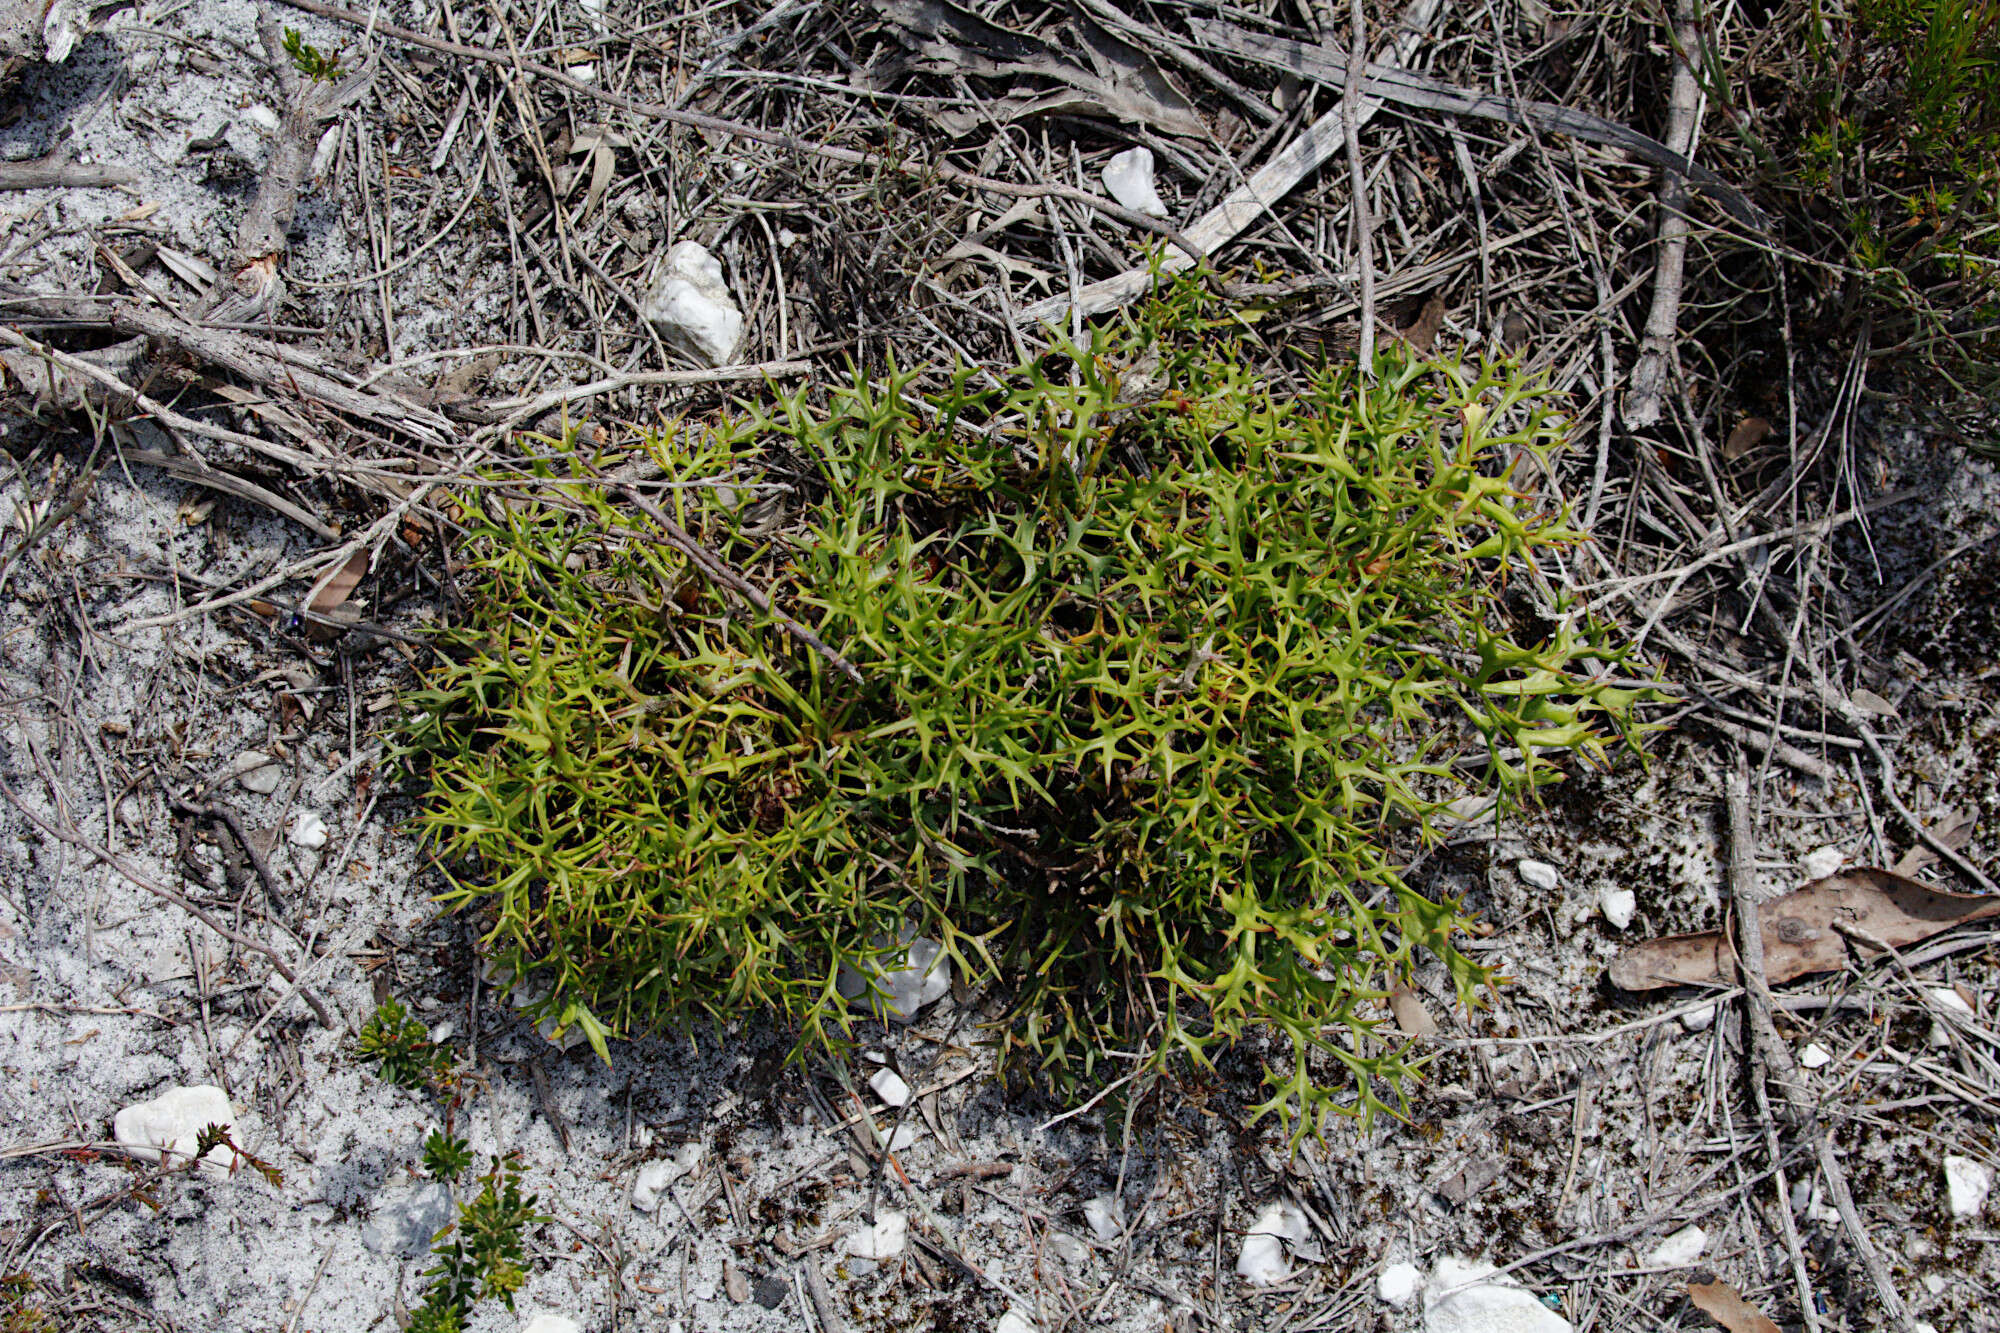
[0,1273,46,1333]
[281,27,345,82]
[191,1124,283,1187]
[423,1129,475,1181]
[408,1154,545,1333]
[399,275,1652,1139]
[358,997,450,1090]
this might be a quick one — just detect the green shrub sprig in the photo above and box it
[399,281,1650,1139]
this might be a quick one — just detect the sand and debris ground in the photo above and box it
[2,1,1999,1331]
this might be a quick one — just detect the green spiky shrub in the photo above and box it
[397,281,1649,1138]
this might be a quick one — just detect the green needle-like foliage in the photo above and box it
[399,280,1651,1139]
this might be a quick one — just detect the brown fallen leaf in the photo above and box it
[1388,985,1438,1036]
[1894,807,1979,878]
[309,548,370,614]
[1398,294,1448,353]
[1722,416,1772,461]
[1686,1279,1781,1333]
[1608,868,2000,992]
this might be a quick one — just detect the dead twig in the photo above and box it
[1727,757,1917,1332]
[1341,0,1376,374]
[1624,0,1703,428]
[613,483,864,685]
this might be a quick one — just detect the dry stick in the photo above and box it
[614,484,864,686]
[467,359,813,425]
[0,779,337,1030]
[1623,0,1703,428]
[0,325,398,500]
[1727,759,1917,1332]
[1341,0,1376,374]
[117,448,340,540]
[0,153,136,191]
[281,0,1207,267]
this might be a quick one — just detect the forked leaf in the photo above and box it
[1686,1279,1782,1333]
[1610,868,2000,992]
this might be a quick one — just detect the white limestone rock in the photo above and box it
[288,809,329,848]
[1101,147,1168,218]
[361,1180,454,1257]
[520,1317,582,1333]
[113,1085,239,1181]
[233,751,283,795]
[1377,1260,1422,1307]
[1799,1041,1833,1069]
[1645,1224,1706,1267]
[1929,986,1975,1047]
[1082,1194,1124,1242]
[838,935,951,1023]
[1597,886,1636,930]
[642,240,744,366]
[1517,859,1560,892]
[1237,1201,1310,1285]
[1680,1003,1717,1033]
[994,1310,1039,1333]
[869,1068,913,1107]
[1946,1155,1992,1219]
[1800,845,1845,880]
[632,1141,703,1212]
[1424,1257,1572,1333]
[847,1209,908,1259]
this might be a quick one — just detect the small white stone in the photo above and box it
[242,104,281,135]
[868,1068,913,1107]
[234,752,283,795]
[641,240,744,367]
[1100,147,1168,218]
[1645,1224,1706,1267]
[847,1209,908,1259]
[1377,1260,1422,1307]
[1597,886,1636,930]
[1237,1201,1309,1284]
[1929,987,1974,1016]
[113,1085,239,1181]
[1800,845,1845,880]
[1423,1257,1572,1333]
[519,1317,582,1333]
[1236,1232,1287,1285]
[1929,987,1974,1047]
[1082,1194,1124,1242]
[1679,1003,1717,1033]
[884,1123,920,1152]
[838,935,951,1023]
[631,1141,703,1212]
[1946,1155,1992,1219]
[288,810,329,849]
[1517,859,1560,892]
[994,1310,1039,1333]
[361,1180,454,1257]
[1799,1042,1833,1069]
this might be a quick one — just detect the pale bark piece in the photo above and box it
[1608,868,2000,992]
[1685,1280,1781,1333]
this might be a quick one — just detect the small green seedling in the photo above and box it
[408,1154,545,1333]
[358,997,450,1090]
[281,27,345,82]
[422,1129,475,1181]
